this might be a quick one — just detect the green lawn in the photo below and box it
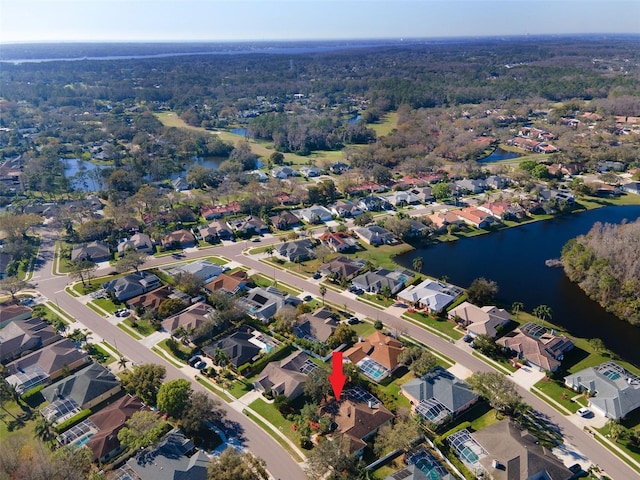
[205,256,229,265]
[123,317,157,337]
[248,398,303,452]
[402,311,463,341]
[117,322,143,340]
[533,378,580,413]
[369,112,399,137]
[89,343,115,365]
[157,338,192,363]
[360,293,394,308]
[252,273,303,295]
[92,297,120,314]
[195,376,233,403]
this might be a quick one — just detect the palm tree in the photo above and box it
[34,416,55,443]
[117,356,128,370]
[265,245,274,261]
[319,285,327,306]
[607,419,626,443]
[533,304,552,326]
[412,256,424,274]
[511,301,524,318]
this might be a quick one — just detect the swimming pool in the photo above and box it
[73,432,94,448]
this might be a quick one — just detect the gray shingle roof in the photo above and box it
[41,362,120,408]
[402,367,478,414]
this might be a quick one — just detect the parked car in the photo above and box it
[189,356,202,367]
[115,308,130,318]
[347,317,360,325]
[194,361,207,370]
[577,407,593,418]
[312,272,322,279]
[303,295,313,302]
[251,237,261,242]
[463,334,473,343]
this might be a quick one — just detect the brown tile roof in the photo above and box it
[204,270,248,294]
[87,395,146,460]
[328,399,393,455]
[126,285,173,310]
[161,302,214,334]
[344,331,404,372]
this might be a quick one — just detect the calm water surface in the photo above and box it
[396,205,640,366]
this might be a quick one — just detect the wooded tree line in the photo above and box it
[561,219,640,326]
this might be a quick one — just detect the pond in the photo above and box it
[395,205,640,367]
[478,147,522,163]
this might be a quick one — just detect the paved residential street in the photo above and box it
[30,227,638,480]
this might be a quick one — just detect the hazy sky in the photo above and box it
[1,0,638,43]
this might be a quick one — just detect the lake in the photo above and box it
[63,157,225,191]
[478,147,522,163]
[395,205,640,367]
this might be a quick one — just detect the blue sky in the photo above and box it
[1,0,638,43]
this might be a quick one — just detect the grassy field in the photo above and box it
[369,112,399,137]
[155,111,345,167]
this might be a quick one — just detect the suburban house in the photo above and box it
[71,240,111,262]
[385,453,454,480]
[406,219,430,238]
[351,268,408,295]
[161,302,215,335]
[428,211,464,231]
[344,331,405,382]
[565,362,640,419]
[354,225,397,246]
[409,186,435,203]
[0,317,60,363]
[171,177,190,191]
[349,182,387,197]
[452,207,495,229]
[539,188,575,204]
[318,231,358,253]
[169,259,224,283]
[300,166,323,177]
[357,196,391,212]
[319,256,363,280]
[103,272,162,302]
[622,182,640,195]
[120,429,208,480]
[6,338,90,393]
[41,363,121,421]
[326,398,394,456]
[228,215,269,235]
[383,190,420,207]
[117,233,154,257]
[0,302,32,328]
[401,367,479,425]
[204,270,249,296]
[330,162,350,174]
[201,201,241,220]
[202,330,262,368]
[199,220,233,242]
[485,175,510,190]
[469,420,573,480]
[448,301,511,338]
[275,238,315,263]
[454,179,488,194]
[294,307,339,342]
[497,323,574,372]
[253,350,314,399]
[271,166,298,179]
[269,211,302,230]
[236,286,300,323]
[84,395,146,463]
[162,229,196,250]
[296,205,333,224]
[398,279,461,314]
[330,200,363,218]
[126,285,173,311]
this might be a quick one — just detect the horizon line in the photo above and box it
[2,32,640,46]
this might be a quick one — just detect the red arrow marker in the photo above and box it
[329,351,346,401]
